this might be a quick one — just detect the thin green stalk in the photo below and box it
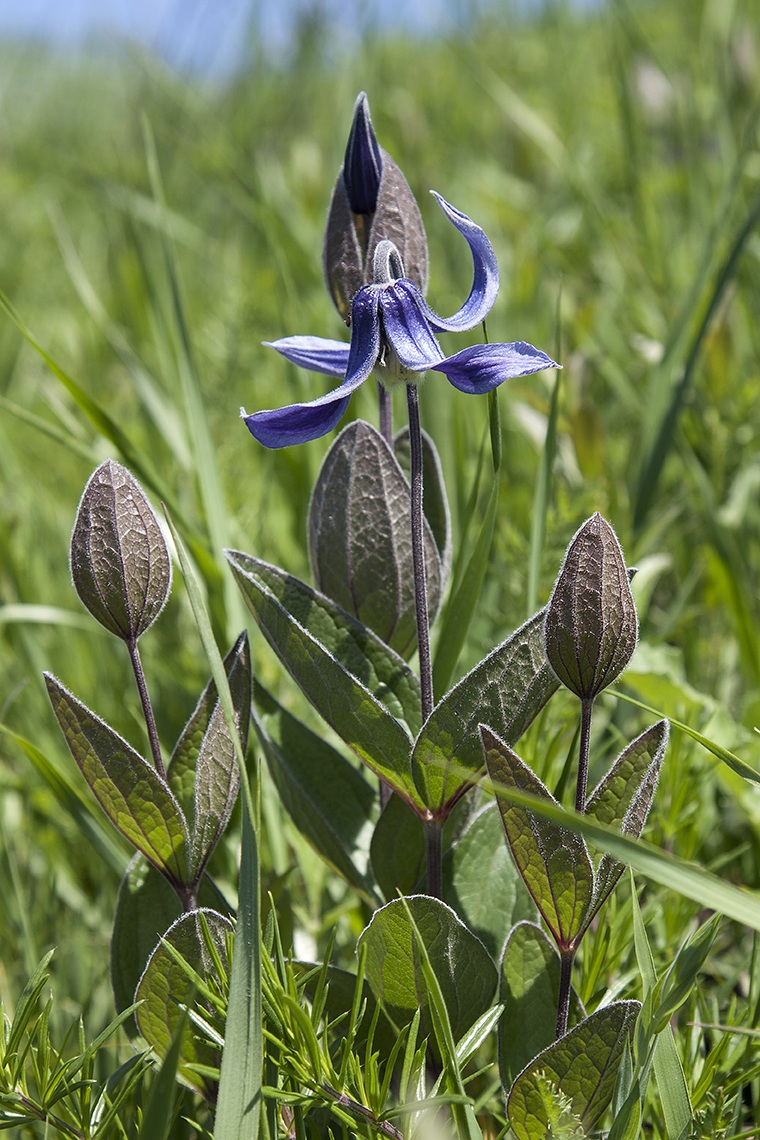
[126,638,165,780]
[555,950,575,1039]
[424,820,443,900]
[576,697,594,813]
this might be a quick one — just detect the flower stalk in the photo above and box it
[127,637,166,781]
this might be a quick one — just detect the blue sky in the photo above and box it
[0,0,521,76]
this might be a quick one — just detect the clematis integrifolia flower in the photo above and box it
[323,91,428,320]
[243,194,559,449]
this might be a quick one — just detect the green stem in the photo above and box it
[576,697,594,812]
[406,382,433,724]
[127,638,166,781]
[424,819,443,900]
[555,949,575,1038]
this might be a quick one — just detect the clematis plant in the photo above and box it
[242,193,557,449]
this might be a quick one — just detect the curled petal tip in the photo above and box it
[421,193,500,333]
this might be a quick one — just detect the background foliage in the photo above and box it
[1,0,760,1133]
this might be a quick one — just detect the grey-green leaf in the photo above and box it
[442,803,536,961]
[226,550,423,810]
[544,513,638,699]
[507,1001,641,1139]
[45,674,189,884]
[254,682,378,903]
[483,726,594,951]
[413,608,559,817]
[584,720,668,923]
[371,793,426,902]
[135,908,232,1092]
[70,459,171,641]
[308,420,442,658]
[183,633,250,880]
[357,895,497,1043]
[111,854,232,1033]
[498,922,584,1088]
[393,424,452,582]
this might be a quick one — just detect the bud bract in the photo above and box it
[70,459,171,642]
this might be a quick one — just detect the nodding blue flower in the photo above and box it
[243,194,559,449]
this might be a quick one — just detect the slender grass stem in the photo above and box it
[406,382,433,724]
[556,950,575,1039]
[424,819,443,900]
[575,697,594,813]
[378,381,392,446]
[127,638,166,781]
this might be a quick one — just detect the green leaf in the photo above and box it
[432,478,498,700]
[227,550,423,810]
[70,459,171,642]
[137,1008,187,1140]
[584,720,668,923]
[498,922,585,1089]
[168,633,251,881]
[45,674,189,884]
[507,1001,640,1139]
[308,420,443,657]
[111,854,231,1033]
[371,793,426,901]
[393,424,452,579]
[135,908,232,1091]
[215,796,262,1140]
[414,608,559,816]
[442,802,537,961]
[253,682,378,903]
[483,727,594,950]
[544,513,638,699]
[357,895,498,1043]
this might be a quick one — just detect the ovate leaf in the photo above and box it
[483,726,593,950]
[357,895,497,1043]
[45,675,189,884]
[254,682,377,903]
[111,854,231,1032]
[498,922,584,1088]
[227,551,422,810]
[413,608,559,816]
[136,908,232,1092]
[507,1001,641,1139]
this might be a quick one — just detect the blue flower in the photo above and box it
[243,194,559,449]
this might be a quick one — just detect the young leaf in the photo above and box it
[442,802,537,961]
[544,513,638,699]
[226,550,423,810]
[167,633,250,834]
[186,633,251,880]
[253,682,378,903]
[111,854,231,1031]
[413,608,559,817]
[308,420,443,658]
[357,895,498,1042]
[583,720,668,924]
[135,908,232,1091]
[483,726,594,950]
[371,792,427,901]
[507,1001,641,1139]
[498,922,585,1089]
[45,674,189,884]
[70,459,171,642]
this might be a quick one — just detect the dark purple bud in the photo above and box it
[343,92,383,215]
